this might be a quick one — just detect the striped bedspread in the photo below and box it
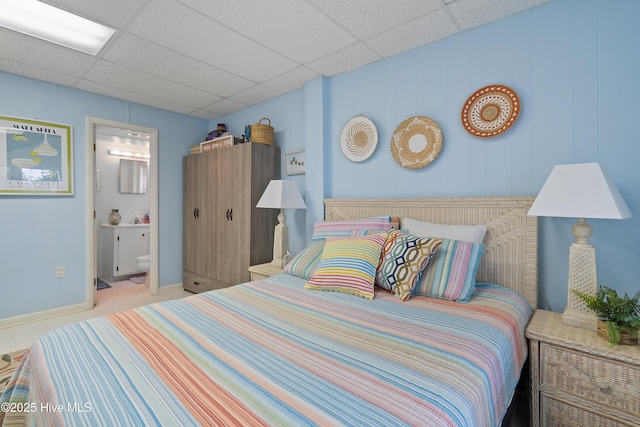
[1,274,531,426]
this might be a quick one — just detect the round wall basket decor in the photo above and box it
[340,115,378,162]
[391,116,443,169]
[461,84,520,138]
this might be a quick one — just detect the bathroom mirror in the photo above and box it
[119,159,148,194]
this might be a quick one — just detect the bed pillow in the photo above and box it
[412,239,484,303]
[311,217,391,242]
[283,241,324,279]
[375,230,442,301]
[401,218,487,244]
[303,233,386,300]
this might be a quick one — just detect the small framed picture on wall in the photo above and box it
[284,150,305,175]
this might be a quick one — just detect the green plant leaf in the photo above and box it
[605,320,621,347]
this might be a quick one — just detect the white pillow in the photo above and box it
[401,218,487,244]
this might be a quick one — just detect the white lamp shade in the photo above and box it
[528,162,632,219]
[256,180,306,210]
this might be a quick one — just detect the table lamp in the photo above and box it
[257,180,306,268]
[528,162,632,330]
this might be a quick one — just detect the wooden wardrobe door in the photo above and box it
[210,146,232,288]
[183,152,212,278]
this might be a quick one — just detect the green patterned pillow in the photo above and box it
[375,230,442,301]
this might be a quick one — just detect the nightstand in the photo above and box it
[248,263,283,281]
[526,309,640,426]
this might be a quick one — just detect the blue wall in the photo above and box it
[0,73,207,319]
[218,0,640,312]
[1,0,637,320]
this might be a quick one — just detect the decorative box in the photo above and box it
[200,135,235,152]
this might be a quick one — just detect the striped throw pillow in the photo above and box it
[375,230,442,301]
[311,217,391,242]
[303,234,386,300]
[412,239,484,302]
[284,241,324,279]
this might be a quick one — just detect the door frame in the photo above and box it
[85,117,159,309]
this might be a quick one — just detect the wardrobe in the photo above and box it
[183,142,280,293]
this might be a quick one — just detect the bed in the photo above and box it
[1,197,538,427]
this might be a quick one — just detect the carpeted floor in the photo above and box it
[0,350,27,396]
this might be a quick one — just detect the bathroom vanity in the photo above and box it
[101,224,149,280]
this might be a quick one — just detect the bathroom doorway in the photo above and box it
[86,117,159,309]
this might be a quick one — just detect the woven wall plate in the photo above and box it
[461,84,520,138]
[391,116,443,169]
[340,115,378,162]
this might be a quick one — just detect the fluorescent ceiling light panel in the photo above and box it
[0,0,116,55]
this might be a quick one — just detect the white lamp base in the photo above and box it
[562,218,598,331]
[270,209,289,268]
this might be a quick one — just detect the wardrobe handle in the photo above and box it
[229,208,232,221]
[226,209,230,220]
[193,208,197,218]
[196,208,199,218]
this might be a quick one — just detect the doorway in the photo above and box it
[85,117,159,309]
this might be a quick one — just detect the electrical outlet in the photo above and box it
[56,265,66,279]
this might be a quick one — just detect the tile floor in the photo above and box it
[0,279,192,355]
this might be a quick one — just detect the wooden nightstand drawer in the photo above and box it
[541,343,640,418]
[542,394,637,427]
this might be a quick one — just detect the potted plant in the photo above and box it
[573,286,640,347]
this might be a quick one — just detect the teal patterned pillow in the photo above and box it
[375,230,442,301]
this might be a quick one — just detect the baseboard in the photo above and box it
[0,302,87,330]
[158,283,185,295]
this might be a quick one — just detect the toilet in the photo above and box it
[136,254,150,287]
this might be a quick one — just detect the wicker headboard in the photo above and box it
[324,197,538,309]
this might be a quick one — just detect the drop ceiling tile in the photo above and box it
[366,9,458,58]
[0,0,557,119]
[76,80,195,115]
[307,42,382,77]
[0,28,96,77]
[308,0,441,39]
[262,67,320,93]
[84,61,221,109]
[181,0,356,63]
[128,0,297,82]
[230,85,281,106]
[103,33,254,97]
[0,58,80,87]
[448,0,554,30]
[184,110,221,120]
[447,0,514,30]
[45,0,149,27]
[202,98,250,117]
